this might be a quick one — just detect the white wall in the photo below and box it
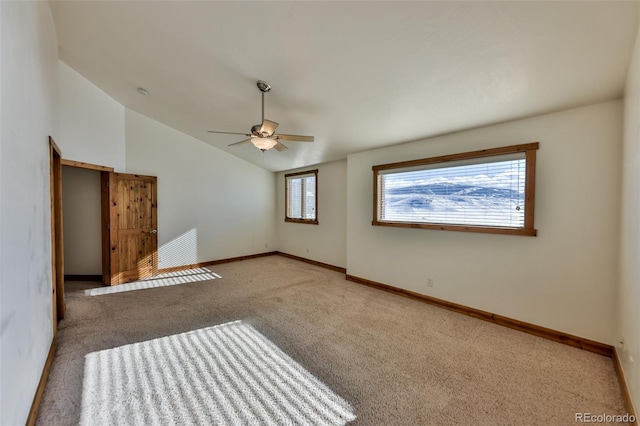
[277,160,347,269]
[0,2,58,424]
[58,61,125,171]
[125,109,277,269]
[347,100,622,344]
[619,25,640,414]
[62,166,102,275]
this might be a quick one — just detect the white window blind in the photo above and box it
[286,173,316,221]
[377,153,526,228]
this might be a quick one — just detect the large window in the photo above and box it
[285,169,318,224]
[372,143,538,236]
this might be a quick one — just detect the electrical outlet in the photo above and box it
[264,243,268,248]
[427,278,434,287]
[306,248,310,253]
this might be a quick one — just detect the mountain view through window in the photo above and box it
[379,158,526,228]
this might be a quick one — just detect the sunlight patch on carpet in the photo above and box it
[84,268,221,296]
[80,321,356,425]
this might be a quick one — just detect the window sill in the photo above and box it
[372,220,537,236]
[285,218,319,225]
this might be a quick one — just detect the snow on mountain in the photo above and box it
[382,182,524,227]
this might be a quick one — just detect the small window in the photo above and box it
[372,143,538,236]
[285,169,318,224]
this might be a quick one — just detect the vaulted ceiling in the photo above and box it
[50,1,638,172]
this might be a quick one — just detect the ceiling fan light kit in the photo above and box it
[207,80,314,152]
[251,137,278,151]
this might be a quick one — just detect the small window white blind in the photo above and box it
[377,153,526,228]
[286,173,316,220]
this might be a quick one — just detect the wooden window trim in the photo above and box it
[372,142,539,236]
[285,169,318,225]
[284,218,319,225]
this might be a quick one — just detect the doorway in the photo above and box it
[62,166,103,282]
[60,160,114,288]
[58,160,159,286]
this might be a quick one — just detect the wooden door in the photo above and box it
[109,173,158,285]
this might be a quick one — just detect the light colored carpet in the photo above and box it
[80,320,354,425]
[38,255,627,425]
[83,268,221,296]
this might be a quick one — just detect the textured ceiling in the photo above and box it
[50,1,638,172]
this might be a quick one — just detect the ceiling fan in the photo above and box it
[207,80,314,152]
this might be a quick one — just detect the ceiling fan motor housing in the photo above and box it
[251,124,269,137]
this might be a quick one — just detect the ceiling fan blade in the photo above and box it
[227,138,252,147]
[274,142,288,152]
[259,120,279,136]
[275,134,314,142]
[208,130,252,136]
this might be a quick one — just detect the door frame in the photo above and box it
[49,137,64,328]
